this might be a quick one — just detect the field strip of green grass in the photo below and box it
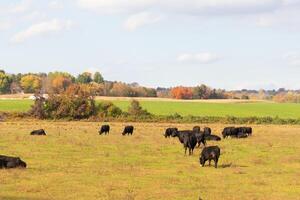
[1,99,300,118]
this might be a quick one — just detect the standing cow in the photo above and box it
[171,130,198,155]
[99,125,110,135]
[203,127,212,136]
[164,127,178,138]
[122,125,134,135]
[193,126,201,133]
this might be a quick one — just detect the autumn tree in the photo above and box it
[20,75,42,93]
[171,86,193,99]
[110,82,133,97]
[51,76,72,93]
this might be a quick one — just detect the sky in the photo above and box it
[1,0,300,90]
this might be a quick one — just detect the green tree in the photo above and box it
[193,84,211,99]
[0,71,12,94]
[93,72,104,84]
[77,72,92,84]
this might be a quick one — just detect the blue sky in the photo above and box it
[1,0,300,90]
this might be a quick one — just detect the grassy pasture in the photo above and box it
[2,99,300,119]
[0,121,300,200]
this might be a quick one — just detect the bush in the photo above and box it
[128,100,150,116]
[98,101,123,117]
[29,84,98,119]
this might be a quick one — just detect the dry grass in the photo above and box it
[0,121,300,200]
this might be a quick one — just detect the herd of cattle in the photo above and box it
[164,125,252,168]
[0,124,252,169]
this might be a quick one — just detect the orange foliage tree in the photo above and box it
[171,86,193,99]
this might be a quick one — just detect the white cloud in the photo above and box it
[177,52,221,64]
[77,0,300,30]
[77,0,154,14]
[11,19,73,43]
[284,52,300,66]
[123,12,163,31]
[77,0,283,15]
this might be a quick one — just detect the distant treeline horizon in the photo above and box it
[1,69,300,103]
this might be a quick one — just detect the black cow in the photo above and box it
[122,125,134,135]
[195,132,206,147]
[203,127,211,136]
[205,134,221,141]
[237,127,252,136]
[30,129,46,135]
[0,155,27,169]
[99,125,110,135]
[193,126,201,133]
[171,130,198,155]
[164,128,178,138]
[199,146,220,168]
[222,127,238,138]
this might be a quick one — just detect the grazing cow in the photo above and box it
[0,155,27,169]
[30,129,46,135]
[164,128,178,138]
[222,127,238,138]
[193,126,201,133]
[171,130,198,155]
[122,125,134,135]
[205,134,221,141]
[203,127,212,136]
[199,146,220,168]
[99,125,110,135]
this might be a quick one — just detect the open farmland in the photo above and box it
[0,121,300,200]
[2,98,300,119]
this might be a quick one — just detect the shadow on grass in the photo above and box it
[219,163,248,168]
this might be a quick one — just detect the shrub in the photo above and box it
[98,101,123,117]
[128,100,150,116]
[29,84,98,119]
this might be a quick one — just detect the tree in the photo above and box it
[193,84,211,99]
[51,76,72,93]
[20,75,42,93]
[93,72,104,84]
[171,86,193,99]
[128,100,150,116]
[77,72,92,84]
[110,82,133,97]
[30,84,98,119]
[0,71,12,94]
[48,71,75,82]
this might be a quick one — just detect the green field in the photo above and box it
[1,99,300,119]
[0,122,300,200]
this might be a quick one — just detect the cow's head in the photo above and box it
[199,156,205,166]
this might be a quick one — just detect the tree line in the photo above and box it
[1,69,300,102]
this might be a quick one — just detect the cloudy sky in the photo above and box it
[1,0,300,90]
